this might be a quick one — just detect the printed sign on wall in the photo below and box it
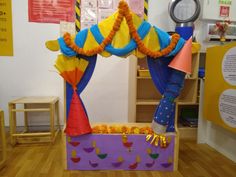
[81,0,145,29]
[220,6,230,17]
[0,0,13,56]
[28,0,75,24]
[204,42,236,133]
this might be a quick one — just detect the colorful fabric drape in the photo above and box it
[55,55,92,136]
[147,28,189,133]
[65,56,97,137]
[49,1,193,136]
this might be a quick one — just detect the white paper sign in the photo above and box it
[219,89,236,128]
[81,0,98,8]
[98,0,113,9]
[81,8,98,23]
[222,47,236,85]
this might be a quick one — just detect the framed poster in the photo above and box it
[204,42,236,133]
[28,0,75,24]
[220,6,230,17]
[0,0,13,56]
[81,0,146,29]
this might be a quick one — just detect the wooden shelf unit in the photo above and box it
[134,43,200,138]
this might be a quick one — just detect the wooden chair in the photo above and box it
[8,97,60,145]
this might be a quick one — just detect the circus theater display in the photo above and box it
[46,1,198,171]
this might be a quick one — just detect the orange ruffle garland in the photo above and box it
[63,1,180,58]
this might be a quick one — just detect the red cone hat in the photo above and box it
[168,37,192,74]
[64,91,92,136]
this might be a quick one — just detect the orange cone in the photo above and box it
[64,91,92,136]
[168,37,192,74]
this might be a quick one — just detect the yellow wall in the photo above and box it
[0,0,13,56]
[204,42,236,133]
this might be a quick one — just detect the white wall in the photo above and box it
[0,0,132,126]
[148,0,175,31]
[0,0,63,126]
[82,57,129,123]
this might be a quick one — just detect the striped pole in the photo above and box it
[75,0,81,32]
[144,0,149,21]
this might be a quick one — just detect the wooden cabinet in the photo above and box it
[132,43,201,138]
[136,60,160,123]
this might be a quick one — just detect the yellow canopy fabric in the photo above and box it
[55,54,88,73]
[82,11,160,58]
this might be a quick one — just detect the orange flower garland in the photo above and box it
[92,125,154,134]
[63,1,180,58]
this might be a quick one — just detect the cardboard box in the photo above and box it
[66,133,175,171]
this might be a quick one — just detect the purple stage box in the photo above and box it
[66,134,176,171]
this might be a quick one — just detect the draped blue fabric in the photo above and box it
[147,27,186,132]
[90,21,151,56]
[58,21,151,57]
[59,23,187,133]
[58,29,89,57]
[151,69,185,132]
[147,27,185,94]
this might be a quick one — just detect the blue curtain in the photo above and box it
[59,25,187,133]
[147,27,186,132]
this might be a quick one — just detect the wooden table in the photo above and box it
[8,97,60,145]
[0,109,6,169]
